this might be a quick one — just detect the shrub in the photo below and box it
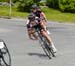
[18,0,41,12]
[18,0,34,12]
[0,0,9,2]
[39,2,46,6]
[13,0,19,3]
[46,0,59,9]
[46,0,75,13]
[59,0,75,13]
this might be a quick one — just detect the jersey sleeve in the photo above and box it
[40,12,46,19]
[26,20,29,25]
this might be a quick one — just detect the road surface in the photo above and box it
[0,18,75,66]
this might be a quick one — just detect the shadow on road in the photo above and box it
[28,53,48,58]
[0,64,5,66]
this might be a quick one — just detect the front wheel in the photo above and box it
[43,37,56,57]
[41,42,52,59]
[39,37,52,59]
[1,43,11,66]
[0,39,11,66]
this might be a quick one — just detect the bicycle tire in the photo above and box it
[49,47,56,57]
[35,27,55,59]
[1,43,11,66]
[41,43,52,59]
[39,37,52,59]
[43,37,56,57]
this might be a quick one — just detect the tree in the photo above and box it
[18,0,41,12]
[13,0,19,3]
[46,0,59,8]
[59,0,75,12]
[46,0,75,13]
[0,0,9,2]
[33,0,41,5]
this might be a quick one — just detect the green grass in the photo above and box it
[42,7,75,23]
[0,6,29,18]
[0,6,9,16]
[0,6,75,23]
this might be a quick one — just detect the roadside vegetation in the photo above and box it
[0,0,75,23]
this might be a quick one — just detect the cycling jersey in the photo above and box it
[35,11,46,21]
[27,11,45,31]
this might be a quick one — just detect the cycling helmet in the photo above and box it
[37,6,41,11]
[31,4,38,9]
[28,13,35,21]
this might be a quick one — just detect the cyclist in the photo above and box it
[26,5,47,40]
[26,5,38,40]
[35,6,51,34]
[35,6,47,30]
[26,5,57,53]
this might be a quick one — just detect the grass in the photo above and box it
[0,6,9,16]
[42,7,75,23]
[0,6,29,18]
[0,6,75,23]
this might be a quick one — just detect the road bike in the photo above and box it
[0,39,11,66]
[34,25,56,59]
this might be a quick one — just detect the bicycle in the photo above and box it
[0,39,11,66]
[34,25,56,59]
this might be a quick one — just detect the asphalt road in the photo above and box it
[0,18,75,66]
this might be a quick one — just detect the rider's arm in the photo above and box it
[26,19,29,25]
[40,12,47,22]
[39,21,46,31]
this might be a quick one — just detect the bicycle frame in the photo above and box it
[34,26,56,59]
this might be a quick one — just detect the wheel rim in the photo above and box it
[1,46,11,66]
[41,42,52,59]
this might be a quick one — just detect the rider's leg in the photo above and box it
[41,30,57,52]
[41,30,52,44]
[27,28,38,40]
[31,29,38,40]
[27,24,33,39]
[40,21,46,31]
[27,29,33,39]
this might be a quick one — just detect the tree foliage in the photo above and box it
[18,0,41,12]
[13,0,19,3]
[59,0,75,12]
[46,0,59,9]
[0,0,9,2]
[46,0,75,13]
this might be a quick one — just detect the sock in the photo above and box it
[51,42,57,50]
